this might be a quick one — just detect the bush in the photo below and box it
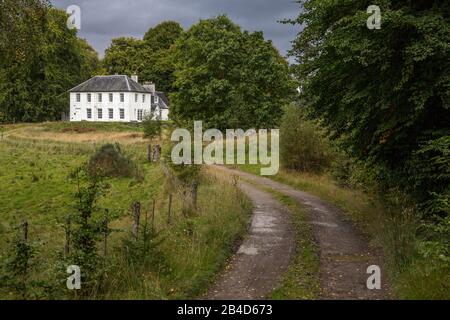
[87,143,136,178]
[280,104,332,173]
[142,113,162,141]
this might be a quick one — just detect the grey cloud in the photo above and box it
[51,0,301,58]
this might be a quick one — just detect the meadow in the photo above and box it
[0,122,251,299]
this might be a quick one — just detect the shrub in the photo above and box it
[87,143,136,178]
[65,167,111,298]
[142,112,162,141]
[280,104,332,173]
[0,227,35,299]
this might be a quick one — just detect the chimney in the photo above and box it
[131,75,138,83]
[143,82,156,94]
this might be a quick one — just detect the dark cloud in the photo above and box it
[51,0,301,58]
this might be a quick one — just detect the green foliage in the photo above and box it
[121,225,165,271]
[103,37,145,76]
[142,113,162,141]
[288,1,450,214]
[0,226,35,299]
[66,167,110,297]
[170,15,295,129]
[0,1,101,122]
[280,104,332,173]
[87,143,137,178]
[143,21,183,51]
[103,21,184,93]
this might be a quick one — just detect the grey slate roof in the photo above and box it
[69,75,151,93]
[156,91,169,109]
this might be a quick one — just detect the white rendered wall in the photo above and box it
[70,92,153,122]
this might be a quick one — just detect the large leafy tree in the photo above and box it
[289,0,450,212]
[142,21,183,92]
[103,37,145,76]
[103,21,183,93]
[143,21,183,51]
[170,15,294,129]
[0,0,101,122]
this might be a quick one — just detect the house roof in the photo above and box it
[69,75,152,93]
[156,91,169,109]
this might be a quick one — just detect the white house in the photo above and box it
[68,75,169,122]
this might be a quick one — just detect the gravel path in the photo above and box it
[208,167,392,300]
[207,181,295,299]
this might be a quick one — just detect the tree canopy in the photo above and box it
[0,0,102,122]
[170,15,294,129]
[143,21,183,51]
[289,0,450,214]
[103,21,184,93]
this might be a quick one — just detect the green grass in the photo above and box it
[42,121,144,133]
[101,174,252,300]
[267,192,320,300]
[0,125,252,300]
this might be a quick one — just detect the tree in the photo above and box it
[103,37,144,76]
[0,1,101,122]
[142,112,162,142]
[143,21,183,51]
[280,104,332,173]
[78,38,104,79]
[170,15,294,129]
[288,0,450,213]
[103,21,183,93]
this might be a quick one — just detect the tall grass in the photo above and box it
[0,127,252,299]
[101,171,252,299]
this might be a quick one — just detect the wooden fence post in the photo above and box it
[132,202,141,240]
[191,181,199,209]
[182,190,188,217]
[64,215,71,258]
[103,209,109,257]
[151,199,156,231]
[22,221,28,243]
[167,194,173,224]
[20,221,29,300]
[147,144,152,162]
[152,145,161,162]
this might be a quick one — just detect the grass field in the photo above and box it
[0,122,252,299]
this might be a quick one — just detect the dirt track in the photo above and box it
[207,181,295,299]
[208,166,392,300]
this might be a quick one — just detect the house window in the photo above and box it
[120,93,124,102]
[87,93,91,103]
[87,108,92,119]
[76,93,80,102]
[98,109,103,119]
[135,94,138,103]
[119,109,125,119]
[108,108,113,119]
[142,94,145,103]
[151,95,154,104]
[137,110,143,121]
[155,96,159,103]
[98,93,102,103]
[109,93,113,102]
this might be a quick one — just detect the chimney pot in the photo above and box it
[143,82,156,94]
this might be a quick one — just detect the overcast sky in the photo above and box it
[50,0,301,59]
